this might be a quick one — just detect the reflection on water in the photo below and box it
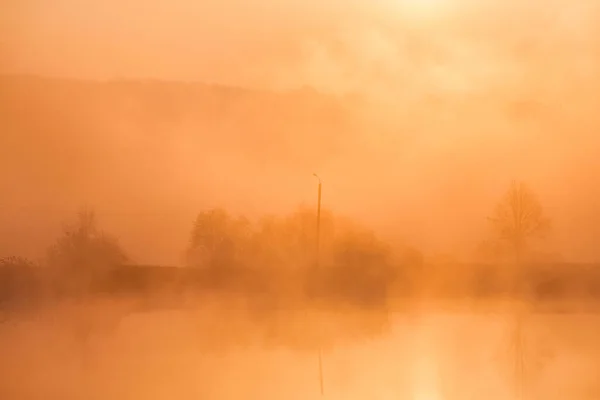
[411,326,442,400]
[1,304,600,400]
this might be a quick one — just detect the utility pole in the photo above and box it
[314,173,322,269]
[313,173,324,396]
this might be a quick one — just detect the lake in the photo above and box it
[1,299,599,400]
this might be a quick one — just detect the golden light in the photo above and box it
[410,317,444,400]
[382,0,453,21]
[402,0,446,12]
[412,356,443,400]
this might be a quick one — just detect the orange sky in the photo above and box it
[4,0,598,92]
[2,0,600,264]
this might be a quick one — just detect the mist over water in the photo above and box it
[3,299,600,400]
[3,0,600,264]
[3,0,600,399]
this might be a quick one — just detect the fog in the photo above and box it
[3,299,600,399]
[2,0,600,398]
[1,0,600,263]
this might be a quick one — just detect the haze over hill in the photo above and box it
[4,2,600,400]
[1,73,600,265]
[2,0,600,264]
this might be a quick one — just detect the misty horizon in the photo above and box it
[4,2,600,400]
[3,1,600,265]
[3,2,600,266]
[1,71,600,265]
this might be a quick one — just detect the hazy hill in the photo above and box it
[0,75,369,263]
[0,74,362,177]
[2,74,600,264]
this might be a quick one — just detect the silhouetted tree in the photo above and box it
[0,256,36,269]
[186,208,252,271]
[387,245,423,297]
[488,180,551,264]
[328,226,394,307]
[184,206,401,307]
[258,206,335,270]
[0,256,41,308]
[488,181,551,400]
[47,210,128,272]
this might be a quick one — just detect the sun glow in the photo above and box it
[383,0,453,21]
[404,0,446,11]
[412,356,443,400]
[410,317,444,400]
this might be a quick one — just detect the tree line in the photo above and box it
[2,180,599,308]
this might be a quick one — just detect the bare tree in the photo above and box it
[488,180,551,264]
[488,181,551,400]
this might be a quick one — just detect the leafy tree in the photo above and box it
[328,225,394,307]
[0,256,36,269]
[0,256,40,308]
[185,208,252,270]
[257,206,335,270]
[487,180,551,264]
[184,206,400,307]
[47,210,128,272]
